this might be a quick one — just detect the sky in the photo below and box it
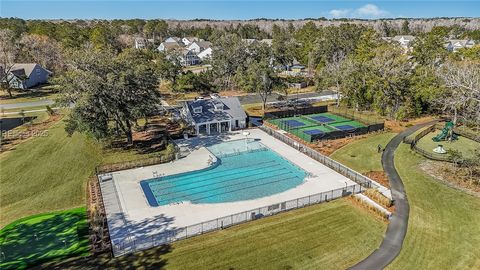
[0,1,479,20]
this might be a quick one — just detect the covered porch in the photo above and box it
[196,120,232,135]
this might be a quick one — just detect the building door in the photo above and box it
[235,120,239,128]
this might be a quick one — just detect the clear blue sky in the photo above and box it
[1,1,479,20]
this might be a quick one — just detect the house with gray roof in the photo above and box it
[4,63,52,90]
[445,39,476,52]
[187,41,212,53]
[181,96,247,135]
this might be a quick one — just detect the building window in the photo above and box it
[193,107,202,113]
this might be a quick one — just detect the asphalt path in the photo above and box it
[349,120,438,270]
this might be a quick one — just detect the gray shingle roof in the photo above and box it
[186,97,247,124]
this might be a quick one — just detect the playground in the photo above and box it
[267,112,383,142]
[410,122,480,160]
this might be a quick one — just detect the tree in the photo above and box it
[271,24,296,67]
[242,60,280,112]
[412,31,448,66]
[0,29,18,97]
[211,34,249,89]
[57,49,160,145]
[316,51,345,106]
[401,20,410,35]
[19,34,63,72]
[368,45,413,119]
[436,60,480,126]
[155,52,182,91]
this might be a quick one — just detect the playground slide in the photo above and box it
[432,122,456,142]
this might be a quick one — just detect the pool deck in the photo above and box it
[100,128,356,251]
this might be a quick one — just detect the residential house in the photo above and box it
[290,64,305,73]
[182,96,247,135]
[445,39,476,52]
[242,38,257,45]
[134,37,146,49]
[259,39,273,46]
[187,41,212,53]
[165,37,182,43]
[182,36,200,46]
[391,35,416,52]
[4,63,52,89]
[157,41,182,52]
[179,49,201,66]
[197,47,213,60]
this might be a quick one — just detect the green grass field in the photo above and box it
[387,145,480,269]
[330,131,480,269]
[42,199,386,270]
[416,131,480,159]
[0,207,89,270]
[0,120,163,228]
[330,133,397,173]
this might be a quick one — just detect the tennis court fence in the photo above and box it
[259,125,378,189]
[110,183,364,257]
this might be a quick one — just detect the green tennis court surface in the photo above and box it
[267,112,366,142]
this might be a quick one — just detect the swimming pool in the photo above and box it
[140,139,307,206]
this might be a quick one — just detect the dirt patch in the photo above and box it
[364,171,390,188]
[218,90,247,97]
[385,116,436,133]
[419,160,480,197]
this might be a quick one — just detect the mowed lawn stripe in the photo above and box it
[388,144,480,269]
[152,199,386,270]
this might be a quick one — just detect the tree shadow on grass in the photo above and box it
[0,208,89,270]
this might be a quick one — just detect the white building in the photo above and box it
[181,96,247,135]
[445,39,476,52]
[157,41,182,52]
[391,35,416,52]
[197,47,213,60]
[134,38,146,49]
[187,41,212,53]
[182,37,200,46]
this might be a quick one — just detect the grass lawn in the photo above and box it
[0,90,58,105]
[387,144,480,269]
[0,207,89,270]
[416,131,480,159]
[42,199,386,270]
[330,132,397,173]
[0,120,163,227]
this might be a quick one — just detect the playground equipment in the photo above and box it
[432,122,458,142]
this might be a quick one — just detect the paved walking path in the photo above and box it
[350,120,438,270]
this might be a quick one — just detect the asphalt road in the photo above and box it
[237,90,335,105]
[349,120,438,270]
[0,99,54,110]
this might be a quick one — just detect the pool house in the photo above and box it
[181,96,248,135]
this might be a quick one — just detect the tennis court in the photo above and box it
[268,112,367,142]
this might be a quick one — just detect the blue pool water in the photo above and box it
[140,140,307,206]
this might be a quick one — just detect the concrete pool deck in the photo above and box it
[99,128,357,252]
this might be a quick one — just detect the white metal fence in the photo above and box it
[107,125,381,256]
[111,184,364,256]
[259,125,378,189]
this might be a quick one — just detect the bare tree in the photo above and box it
[317,51,345,106]
[0,29,18,97]
[437,61,480,127]
[19,34,63,72]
